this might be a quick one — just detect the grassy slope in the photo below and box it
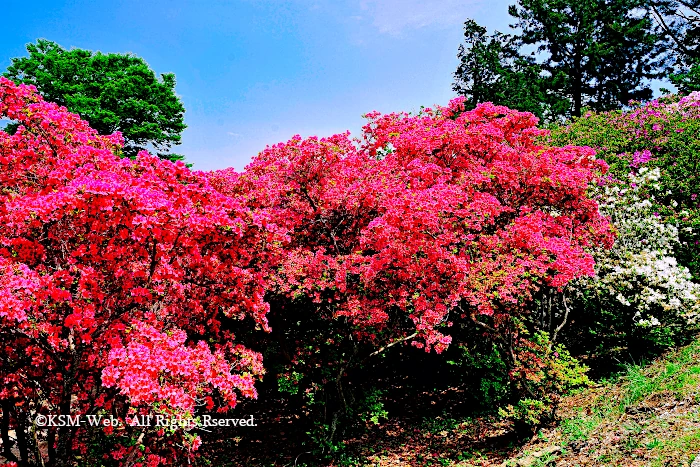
[534,337,700,467]
[349,337,700,467]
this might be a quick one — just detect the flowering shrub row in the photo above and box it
[0,78,618,464]
[549,93,700,280]
[548,95,700,359]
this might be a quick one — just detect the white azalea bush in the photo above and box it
[569,167,700,354]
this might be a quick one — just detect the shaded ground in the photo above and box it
[202,338,700,466]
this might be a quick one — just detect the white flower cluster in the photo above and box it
[583,167,700,330]
[664,91,700,117]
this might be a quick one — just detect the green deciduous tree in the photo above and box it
[3,39,187,161]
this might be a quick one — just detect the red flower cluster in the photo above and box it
[212,97,613,354]
[0,77,274,465]
[0,78,613,465]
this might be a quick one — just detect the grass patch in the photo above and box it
[549,336,700,466]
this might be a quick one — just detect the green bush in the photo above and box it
[548,94,700,280]
[499,331,591,429]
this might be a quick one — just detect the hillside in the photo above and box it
[337,337,700,467]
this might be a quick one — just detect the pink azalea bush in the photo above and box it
[0,77,275,466]
[0,80,614,464]
[209,97,614,441]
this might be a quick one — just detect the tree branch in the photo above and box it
[369,332,419,357]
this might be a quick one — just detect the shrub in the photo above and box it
[548,93,700,280]
[210,97,613,448]
[499,330,590,431]
[561,167,700,358]
[0,78,274,466]
[546,96,700,363]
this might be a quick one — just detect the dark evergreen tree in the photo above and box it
[508,0,666,117]
[453,20,569,122]
[649,0,700,65]
[648,0,700,92]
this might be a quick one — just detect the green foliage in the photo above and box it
[277,370,303,395]
[3,39,186,161]
[448,318,590,431]
[508,0,665,117]
[561,409,603,441]
[455,342,511,409]
[670,59,700,92]
[305,417,347,455]
[555,338,700,466]
[302,386,389,458]
[498,398,548,429]
[452,20,569,122]
[502,331,591,428]
[356,388,388,426]
[298,388,387,459]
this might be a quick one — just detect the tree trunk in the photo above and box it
[54,386,73,467]
[573,57,583,118]
[47,427,56,467]
[55,347,76,467]
[15,409,29,466]
[1,400,18,464]
[572,32,584,119]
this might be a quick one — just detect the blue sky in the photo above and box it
[1,0,518,171]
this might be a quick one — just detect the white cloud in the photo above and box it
[358,0,479,35]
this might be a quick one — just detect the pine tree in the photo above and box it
[509,0,666,117]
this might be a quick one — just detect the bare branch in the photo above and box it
[369,332,419,357]
[551,290,571,345]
